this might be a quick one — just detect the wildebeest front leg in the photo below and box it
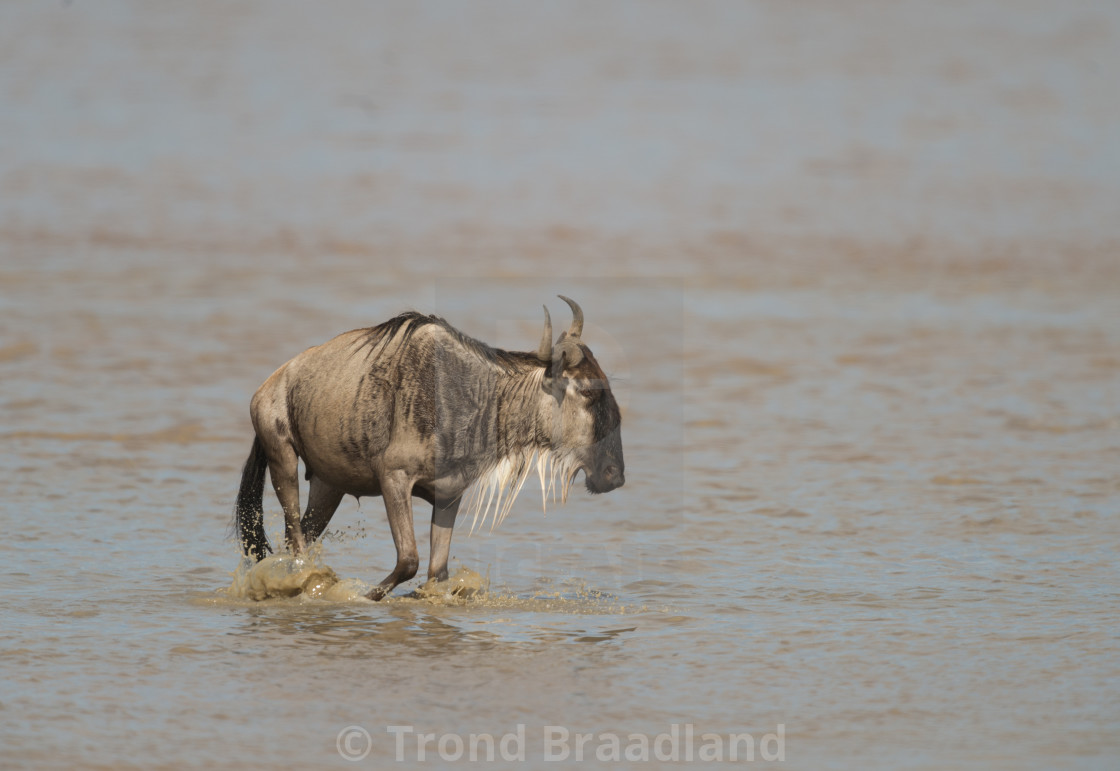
[428,498,461,583]
[368,470,419,601]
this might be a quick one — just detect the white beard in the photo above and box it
[460,446,582,534]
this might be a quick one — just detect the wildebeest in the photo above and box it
[234,296,624,599]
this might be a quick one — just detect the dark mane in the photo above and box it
[356,311,544,372]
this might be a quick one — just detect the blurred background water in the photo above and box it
[2,1,1118,768]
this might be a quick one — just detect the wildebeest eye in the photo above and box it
[578,385,603,402]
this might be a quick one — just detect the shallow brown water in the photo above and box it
[2,2,1119,769]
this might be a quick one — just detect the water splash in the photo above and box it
[225,554,368,602]
[413,566,489,601]
[223,554,490,604]
[219,555,639,615]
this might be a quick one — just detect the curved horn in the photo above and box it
[558,295,583,339]
[536,304,553,362]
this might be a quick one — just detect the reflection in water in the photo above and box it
[210,589,641,659]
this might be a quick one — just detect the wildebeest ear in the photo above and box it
[541,349,569,398]
[552,334,584,369]
[537,298,584,396]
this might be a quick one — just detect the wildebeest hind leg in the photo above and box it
[367,470,419,600]
[300,475,345,544]
[262,443,306,555]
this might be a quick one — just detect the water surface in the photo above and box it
[2,2,1119,768]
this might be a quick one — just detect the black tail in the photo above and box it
[234,436,271,561]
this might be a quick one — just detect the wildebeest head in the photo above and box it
[537,296,625,494]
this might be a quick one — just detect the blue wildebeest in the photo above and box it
[233,296,624,599]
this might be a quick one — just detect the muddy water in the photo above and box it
[3,2,1119,769]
